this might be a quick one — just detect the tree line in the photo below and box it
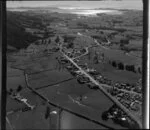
[110,60,141,74]
[89,50,141,74]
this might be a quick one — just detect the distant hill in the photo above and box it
[7,11,40,50]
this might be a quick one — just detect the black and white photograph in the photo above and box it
[0,0,149,129]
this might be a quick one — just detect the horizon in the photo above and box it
[7,0,143,10]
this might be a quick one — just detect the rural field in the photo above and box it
[6,0,143,129]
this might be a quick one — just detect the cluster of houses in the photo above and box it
[102,104,139,129]
[8,88,35,111]
[98,79,142,113]
[58,56,99,90]
[106,84,141,113]
[58,55,142,116]
[116,92,141,111]
[63,47,86,59]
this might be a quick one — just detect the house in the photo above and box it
[87,82,99,89]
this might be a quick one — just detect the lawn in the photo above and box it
[60,111,107,129]
[11,52,61,74]
[92,46,141,65]
[28,69,73,89]
[37,79,125,129]
[7,64,27,90]
[7,105,50,130]
[6,95,26,112]
[78,54,141,84]
[6,87,45,112]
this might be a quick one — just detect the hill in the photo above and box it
[7,11,41,50]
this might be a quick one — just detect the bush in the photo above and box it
[118,62,124,70]
[112,61,117,68]
[102,111,108,121]
[16,85,23,92]
[125,65,136,73]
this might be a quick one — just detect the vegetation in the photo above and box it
[7,11,41,49]
[110,60,139,73]
[55,36,60,43]
[6,8,142,129]
[63,35,76,43]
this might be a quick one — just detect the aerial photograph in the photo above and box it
[6,0,143,129]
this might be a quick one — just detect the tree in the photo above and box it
[55,36,60,43]
[8,88,13,95]
[43,40,46,44]
[101,53,104,61]
[102,111,108,121]
[45,106,50,119]
[16,85,22,92]
[138,67,141,74]
[48,39,51,44]
[100,31,104,34]
[43,31,49,39]
[63,36,68,43]
[88,51,91,60]
[93,55,98,64]
[125,65,135,72]
[118,62,124,70]
[93,51,99,64]
[41,39,44,44]
[120,39,129,46]
[112,61,117,68]
[67,42,74,48]
[9,88,13,93]
[63,35,75,43]
[131,65,136,73]
[125,65,129,71]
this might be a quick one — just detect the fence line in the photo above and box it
[24,73,115,129]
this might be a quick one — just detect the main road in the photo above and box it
[59,43,142,128]
[77,32,109,50]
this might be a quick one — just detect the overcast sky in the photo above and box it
[7,0,143,10]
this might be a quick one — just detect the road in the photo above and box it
[94,39,109,50]
[60,44,142,128]
[76,32,141,96]
[24,73,116,129]
[72,47,89,60]
[77,32,109,50]
[99,83,141,96]
[78,32,142,60]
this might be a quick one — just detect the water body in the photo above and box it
[7,8,122,16]
[7,0,143,16]
[55,8,123,16]
[7,1,143,10]
[6,1,142,129]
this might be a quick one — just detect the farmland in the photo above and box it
[6,3,143,129]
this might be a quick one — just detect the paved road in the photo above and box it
[78,32,141,60]
[94,39,109,50]
[100,83,141,96]
[72,47,89,60]
[60,45,142,128]
[76,33,141,96]
[77,32,109,50]
[24,73,117,129]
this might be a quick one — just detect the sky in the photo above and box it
[7,0,143,10]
